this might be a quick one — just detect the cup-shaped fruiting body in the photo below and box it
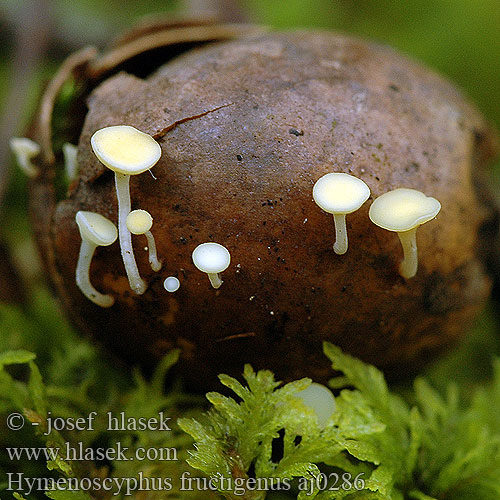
[75,211,118,307]
[313,173,370,254]
[164,276,180,293]
[126,209,162,272]
[295,383,336,428]
[62,143,79,181]
[91,125,162,294]
[9,137,41,178]
[369,188,441,279]
[192,242,231,289]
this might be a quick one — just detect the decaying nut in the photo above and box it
[28,19,499,389]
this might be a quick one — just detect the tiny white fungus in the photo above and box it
[75,211,118,307]
[192,242,231,289]
[126,209,162,272]
[295,383,336,428]
[313,173,370,254]
[164,276,180,293]
[10,137,40,177]
[91,125,161,294]
[369,188,441,279]
[62,143,79,181]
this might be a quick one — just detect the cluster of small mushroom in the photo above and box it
[11,127,441,308]
[73,125,232,307]
[312,173,441,279]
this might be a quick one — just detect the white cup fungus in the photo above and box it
[10,137,41,178]
[313,173,370,254]
[164,276,180,293]
[192,242,231,289]
[75,211,118,307]
[295,382,336,428]
[369,188,441,279]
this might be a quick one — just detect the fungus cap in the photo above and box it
[313,173,370,215]
[90,125,161,175]
[296,383,336,428]
[126,209,153,235]
[369,188,441,232]
[192,243,231,274]
[76,211,118,247]
[164,276,180,293]
[10,137,41,156]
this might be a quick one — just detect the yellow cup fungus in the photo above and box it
[91,125,162,294]
[126,209,161,272]
[369,188,441,279]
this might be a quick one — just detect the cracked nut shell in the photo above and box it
[30,27,499,389]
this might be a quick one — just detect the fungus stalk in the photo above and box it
[145,231,161,271]
[63,143,79,181]
[115,173,146,294]
[76,238,114,308]
[208,272,223,289]
[398,229,418,279]
[333,213,348,255]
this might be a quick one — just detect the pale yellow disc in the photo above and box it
[369,188,441,232]
[91,125,161,175]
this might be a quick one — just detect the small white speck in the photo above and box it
[270,311,275,316]
[144,246,148,251]
[236,263,241,268]
[303,218,308,223]
[249,296,255,301]
[164,276,180,293]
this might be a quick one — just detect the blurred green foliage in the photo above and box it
[2,0,499,125]
[248,0,500,131]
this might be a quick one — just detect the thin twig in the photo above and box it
[153,103,234,140]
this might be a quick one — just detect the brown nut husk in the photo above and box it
[29,25,499,389]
